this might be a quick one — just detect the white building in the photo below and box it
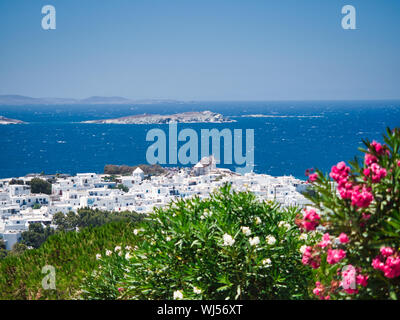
[0,161,310,250]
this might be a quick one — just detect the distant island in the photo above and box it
[82,111,235,124]
[0,116,26,125]
[0,94,185,106]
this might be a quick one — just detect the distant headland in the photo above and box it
[82,111,235,124]
[0,95,184,106]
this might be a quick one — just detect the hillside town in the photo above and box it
[0,157,310,250]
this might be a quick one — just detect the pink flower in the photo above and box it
[302,246,321,269]
[327,249,346,265]
[338,233,349,244]
[313,283,323,296]
[356,274,369,287]
[330,161,350,183]
[313,282,330,300]
[341,265,358,294]
[369,163,387,183]
[370,141,385,155]
[118,287,124,292]
[380,247,394,257]
[351,186,373,208]
[318,233,331,248]
[372,249,400,279]
[308,173,318,182]
[372,257,385,270]
[301,208,321,231]
[397,160,400,167]
[344,288,359,294]
[364,153,378,166]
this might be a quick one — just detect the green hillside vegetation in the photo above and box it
[0,221,143,300]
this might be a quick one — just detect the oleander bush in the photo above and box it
[0,221,141,300]
[300,128,400,300]
[81,185,313,300]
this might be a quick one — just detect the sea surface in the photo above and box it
[0,101,399,179]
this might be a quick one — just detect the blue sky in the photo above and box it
[0,0,399,100]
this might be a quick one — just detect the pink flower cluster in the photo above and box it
[364,163,387,183]
[330,161,350,184]
[318,233,331,248]
[364,153,378,166]
[308,173,318,182]
[302,246,321,269]
[350,185,374,208]
[313,282,330,300]
[370,140,385,155]
[324,233,349,246]
[330,162,374,208]
[372,247,400,278]
[341,265,368,294]
[300,208,321,231]
[305,168,318,183]
[327,249,346,265]
[341,266,357,294]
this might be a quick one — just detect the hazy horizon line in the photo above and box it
[1,94,400,103]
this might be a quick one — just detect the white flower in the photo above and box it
[125,252,132,260]
[118,251,122,256]
[222,233,235,246]
[96,254,101,260]
[106,250,112,256]
[266,235,276,245]
[173,290,184,300]
[278,221,291,230]
[133,229,140,235]
[262,258,272,267]
[241,226,251,236]
[299,233,308,241]
[193,287,202,294]
[200,209,212,220]
[249,236,260,246]
[166,236,171,241]
[255,217,261,225]
[300,245,308,254]
[125,245,132,250]
[114,246,121,252]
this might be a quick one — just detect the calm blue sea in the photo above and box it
[0,101,399,179]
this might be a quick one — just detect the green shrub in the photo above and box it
[28,178,52,195]
[81,185,312,300]
[0,221,141,300]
